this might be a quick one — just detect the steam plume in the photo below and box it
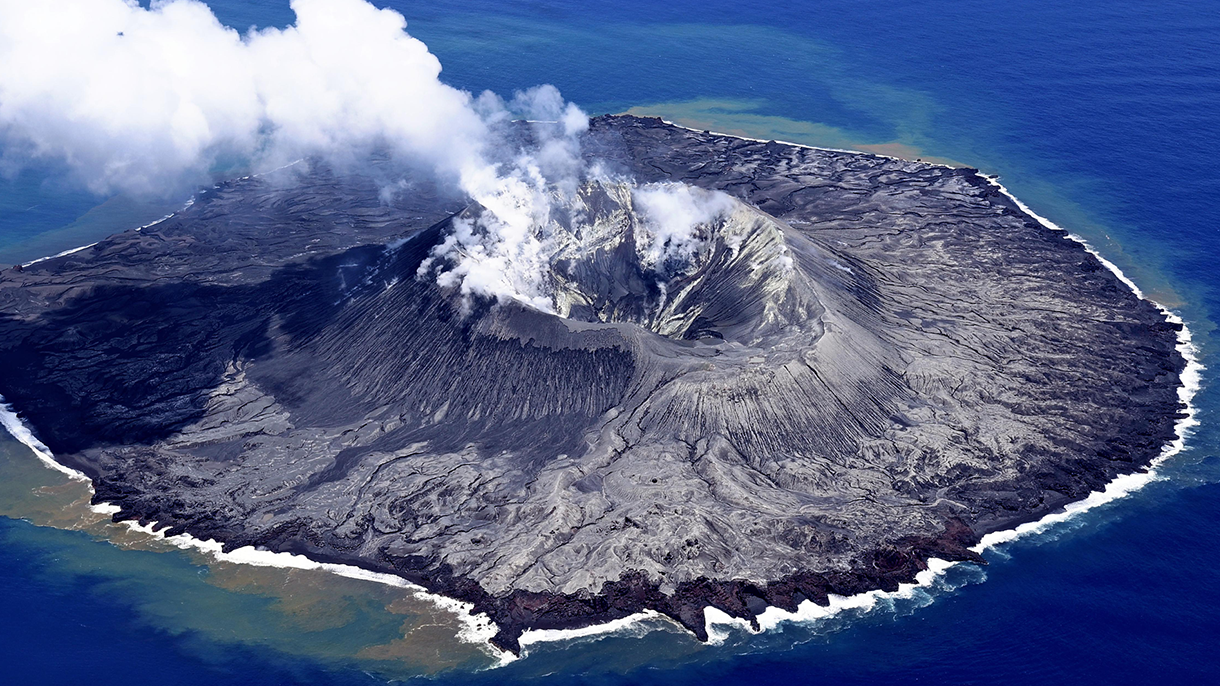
[0,0,492,194]
[0,0,735,315]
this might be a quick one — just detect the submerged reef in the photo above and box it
[0,116,1186,652]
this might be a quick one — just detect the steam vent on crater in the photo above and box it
[0,116,1187,652]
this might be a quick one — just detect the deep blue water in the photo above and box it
[3,0,1219,683]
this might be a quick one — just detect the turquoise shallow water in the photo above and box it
[2,1,1219,683]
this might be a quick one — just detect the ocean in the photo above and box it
[2,0,1218,683]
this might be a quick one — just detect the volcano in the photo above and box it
[0,116,1186,652]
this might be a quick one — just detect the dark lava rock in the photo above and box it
[0,116,1187,652]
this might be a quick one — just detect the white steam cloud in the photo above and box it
[419,181,738,316]
[0,0,490,195]
[0,0,736,316]
[633,183,735,271]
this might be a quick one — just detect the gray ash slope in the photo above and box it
[0,116,1186,651]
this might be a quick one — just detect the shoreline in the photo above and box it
[659,117,963,169]
[17,158,304,269]
[0,128,1202,660]
[19,204,184,269]
[617,104,965,168]
[0,395,518,667]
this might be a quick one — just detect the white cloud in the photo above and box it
[424,161,560,315]
[632,183,736,272]
[0,0,486,195]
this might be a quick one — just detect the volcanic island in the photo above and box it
[0,116,1187,652]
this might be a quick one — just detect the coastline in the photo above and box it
[0,394,518,667]
[19,204,184,269]
[0,127,1202,660]
[618,102,965,168]
[658,117,962,168]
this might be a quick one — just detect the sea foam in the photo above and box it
[114,518,515,665]
[517,611,668,654]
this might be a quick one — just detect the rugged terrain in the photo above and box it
[0,116,1187,651]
